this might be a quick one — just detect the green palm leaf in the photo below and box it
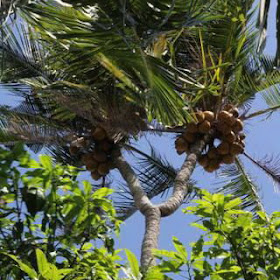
[217,158,264,213]
[244,152,280,192]
[20,2,217,125]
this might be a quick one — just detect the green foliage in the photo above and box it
[0,144,121,279]
[150,190,280,279]
[217,158,264,213]
[1,146,280,280]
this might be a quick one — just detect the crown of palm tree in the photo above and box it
[1,0,280,219]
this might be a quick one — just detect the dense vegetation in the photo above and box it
[1,146,280,279]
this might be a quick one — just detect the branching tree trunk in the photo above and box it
[114,137,208,271]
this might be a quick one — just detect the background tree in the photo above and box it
[0,144,122,279]
[1,0,280,271]
[152,190,280,280]
[2,154,280,280]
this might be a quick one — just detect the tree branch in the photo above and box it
[158,138,206,217]
[113,154,153,215]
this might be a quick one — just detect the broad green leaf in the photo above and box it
[190,222,208,231]
[224,198,242,210]
[125,249,140,279]
[81,242,93,250]
[215,265,241,273]
[153,249,177,259]
[92,187,114,198]
[36,249,49,276]
[39,155,52,171]
[144,266,165,280]
[192,260,206,271]
[172,237,188,261]
[257,211,268,221]
[57,268,73,279]
[7,254,38,279]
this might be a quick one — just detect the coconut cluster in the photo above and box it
[175,105,245,172]
[69,127,116,180]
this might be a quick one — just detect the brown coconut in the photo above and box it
[224,116,236,127]
[99,139,113,152]
[204,165,216,173]
[69,146,80,155]
[198,155,209,168]
[204,111,215,122]
[81,153,92,163]
[175,137,188,155]
[92,127,107,141]
[223,131,236,143]
[217,142,230,155]
[207,147,218,159]
[232,119,243,133]
[222,154,235,164]
[224,104,234,112]
[97,162,110,176]
[218,111,232,122]
[230,142,244,155]
[204,159,220,172]
[183,132,196,143]
[85,159,99,171]
[217,123,232,135]
[209,159,221,170]
[198,120,211,134]
[194,111,205,123]
[92,150,107,162]
[91,171,102,181]
[187,122,198,133]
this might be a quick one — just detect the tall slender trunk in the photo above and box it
[140,207,161,269]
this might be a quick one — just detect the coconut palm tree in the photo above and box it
[1,0,280,270]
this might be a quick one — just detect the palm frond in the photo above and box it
[48,145,82,166]
[0,105,71,151]
[0,22,54,83]
[244,152,280,192]
[127,144,177,197]
[20,2,220,125]
[240,56,280,120]
[217,157,265,213]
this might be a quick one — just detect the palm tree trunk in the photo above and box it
[159,138,207,217]
[140,206,161,269]
[113,153,153,213]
